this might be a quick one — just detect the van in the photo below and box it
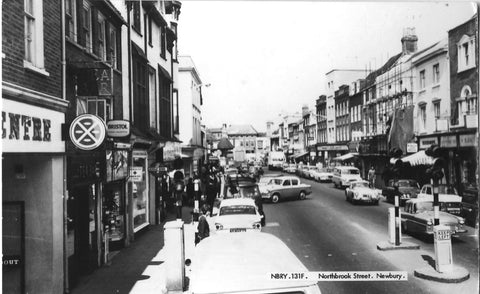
[332,166,362,188]
[268,151,286,170]
[189,232,321,294]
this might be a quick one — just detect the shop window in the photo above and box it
[132,154,148,232]
[65,0,77,42]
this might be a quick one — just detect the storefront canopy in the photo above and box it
[293,152,309,159]
[333,152,358,161]
[400,150,433,166]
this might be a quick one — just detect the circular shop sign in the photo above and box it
[69,114,107,150]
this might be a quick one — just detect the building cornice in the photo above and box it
[2,81,69,113]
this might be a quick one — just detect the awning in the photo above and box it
[158,65,172,81]
[293,152,309,159]
[400,150,433,166]
[132,42,147,61]
[333,152,358,161]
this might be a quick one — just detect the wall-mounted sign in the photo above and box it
[2,99,65,153]
[96,68,113,96]
[419,137,438,150]
[440,135,457,148]
[69,114,106,151]
[317,145,348,151]
[163,141,181,161]
[129,167,143,182]
[107,120,130,138]
[406,143,418,153]
[459,134,478,147]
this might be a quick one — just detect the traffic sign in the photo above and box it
[69,114,106,151]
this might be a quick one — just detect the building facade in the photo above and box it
[2,1,68,293]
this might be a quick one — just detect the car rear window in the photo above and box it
[344,169,359,174]
[239,186,261,198]
[219,205,256,215]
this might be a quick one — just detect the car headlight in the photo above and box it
[354,192,359,197]
[459,218,465,225]
[252,222,261,230]
[427,220,433,226]
[215,223,223,230]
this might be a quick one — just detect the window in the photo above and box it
[282,180,291,186]
[132,1,141,33]
[24,0,45,70]
[420,104,426,129]
[65,0,77,41]
[433,64,440,84]
[97,13,106,60]
[159,73,172,137]
[77,97,110,121]
[433,101,440,118]
[467,97,477,115]
[419,70,425,89]
[83,2,92,53]
[149,70,157,128]
[173,90,179,133]
[148,16,153,46]
[458,35,476,72]
[160,25,166,59]
[109,26,118,69]
[133,55,148,132]
[171,22,178,60]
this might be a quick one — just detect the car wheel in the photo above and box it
[271,194,280,204]
[374,200,379,205]
[334,182,338,188]
[299,191,306,200]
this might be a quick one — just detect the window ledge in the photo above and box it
[431,83,441,89]
[458,65,476,73]
[23,61,50,77]
[419,89,426,94]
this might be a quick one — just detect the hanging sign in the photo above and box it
[69,114,106,150]
[129,167,143,182]
[107,120,130,138]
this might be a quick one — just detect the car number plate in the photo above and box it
[230,228,247,233]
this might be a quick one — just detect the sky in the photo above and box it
[178,1,477,132]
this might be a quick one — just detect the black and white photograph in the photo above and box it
[1,1,479,294]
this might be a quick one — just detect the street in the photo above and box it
[260,172,479,294]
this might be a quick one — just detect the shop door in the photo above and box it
[67,184,99,287]
[2,202,25,294]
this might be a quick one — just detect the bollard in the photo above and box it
[388,207,402,245]
[394,195,401,246]
[164,220,185,292]
[193,179,200,222]
[433,225,453,273]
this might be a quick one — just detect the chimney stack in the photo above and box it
[302,105,309,117]
[401,27,418,54]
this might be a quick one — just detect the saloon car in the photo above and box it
[401,198,467,236]
[214,198,263,232]
[345,180,380,205]
[311,167,334,182]
[382,179,420,205]
[417,184,462,216]
[262,176,312,203]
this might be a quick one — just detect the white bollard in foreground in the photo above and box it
[433,225,453,273]
[164,220,185,292]
[388,207,402,245]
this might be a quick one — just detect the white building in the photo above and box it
[411,38,450,136]
[178,55,205,177]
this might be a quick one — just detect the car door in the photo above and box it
[290,178,301,197]
[281,179,293,198]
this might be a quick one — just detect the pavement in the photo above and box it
[70,207,197,294]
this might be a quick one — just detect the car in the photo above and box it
[257,173,283,194]
[284,164,297,174]
[311,167,334,182]
[401,198,467,236]
[213,198,263,232]
[417,184,462,216]
[460,188,478,227]
[302,165,318,179]
[382,179,420,205]
[332,166,362,188]
[345,180,380,205]
[262,176,312,203]
[189,232,322,294]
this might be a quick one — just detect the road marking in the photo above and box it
[265,222,280,227]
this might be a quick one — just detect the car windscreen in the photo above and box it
[415,201,433,212]
[438,185,458,194]
[219,205,256,216]
[239,186,261,198]
[353,182,369,188]
[273,179,283,185]
[397,180,418,187]
[344,169,359,175]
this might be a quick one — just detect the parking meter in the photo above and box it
[433,225,453,273]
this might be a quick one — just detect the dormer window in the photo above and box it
[457,35,476,72]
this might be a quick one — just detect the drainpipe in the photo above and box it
[60,0,69,292]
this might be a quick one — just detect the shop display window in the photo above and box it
[132,155,148,231]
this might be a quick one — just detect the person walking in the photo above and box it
[196,204,210,245]
[368,166,376,188]
[186,177,194,207]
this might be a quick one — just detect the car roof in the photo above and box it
[219,198,256,207]
[335,166,358,170]
[190,232,315,293]
[417,194,462,202]
[277,176,300,180]
[351,180,369,184]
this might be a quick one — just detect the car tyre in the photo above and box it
[299,191,306,200]
[271,194,280,204]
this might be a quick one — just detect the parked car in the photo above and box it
[302,165,318,179]
[382,179,420,205]
[284,163,297,174]
[332,166,362,188]
[311,167,334,182]
[189,232,322,294]
[345,180,380,205]
[460,188,478,227]
[262,176,312,203]
[213,198,263,232]
[417,184,462,216]
[401,198,467,236]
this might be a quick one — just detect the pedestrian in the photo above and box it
[186,177,194,207]
[196,204,210,245]
[368,166,376,188]
[205,171,217,215]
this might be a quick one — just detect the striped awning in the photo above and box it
[400,150,433,166]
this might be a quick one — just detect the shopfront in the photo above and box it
[2,98,67,294]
